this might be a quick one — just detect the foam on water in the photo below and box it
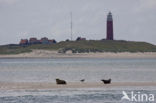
[0,88,156,103]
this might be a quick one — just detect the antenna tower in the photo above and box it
[70,12,73,41]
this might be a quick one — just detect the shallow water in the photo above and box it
[0,88,156,103]
[0,58,156,103]
[0,58,156,82]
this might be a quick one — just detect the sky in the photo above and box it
[0,0,156,45]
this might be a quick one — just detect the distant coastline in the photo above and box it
[1,40,156,56]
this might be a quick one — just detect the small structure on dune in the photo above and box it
[76,37,86,41]
[49,39,57,44]
[40,37,49,44]
[19,37,57,46]
[29,37,40,44]
[19,39,29,46]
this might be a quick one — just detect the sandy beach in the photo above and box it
[0,82,156,90]
[0,50,156,58]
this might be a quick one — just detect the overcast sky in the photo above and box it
[0,0,156,45]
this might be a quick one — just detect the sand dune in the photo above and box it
[0,50,156,58]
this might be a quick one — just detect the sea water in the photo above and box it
[0,58,156,103]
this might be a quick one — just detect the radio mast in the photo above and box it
[70,12,73,41]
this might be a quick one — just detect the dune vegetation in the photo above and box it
[0,40,156,54]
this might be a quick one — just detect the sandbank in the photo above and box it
[0,82,156,90]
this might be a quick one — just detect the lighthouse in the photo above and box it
[106,12,114,40]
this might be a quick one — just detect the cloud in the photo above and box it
[140,0,156,9]
[0,0,19,4]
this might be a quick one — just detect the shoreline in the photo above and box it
[0,50,156,59]
[0,82,156,90]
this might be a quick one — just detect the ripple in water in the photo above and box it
[0,89,156,103]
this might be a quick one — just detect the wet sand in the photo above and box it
[0,82,156,90]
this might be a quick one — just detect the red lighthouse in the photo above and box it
[106,12,114,40]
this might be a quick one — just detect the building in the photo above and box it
[29,37,40,44]
[19,37,57,45]
[19,39,28,45]
[40,37,49,44]
[49,39,57,44]
[106,12,114,40]
[76,37,86,41]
